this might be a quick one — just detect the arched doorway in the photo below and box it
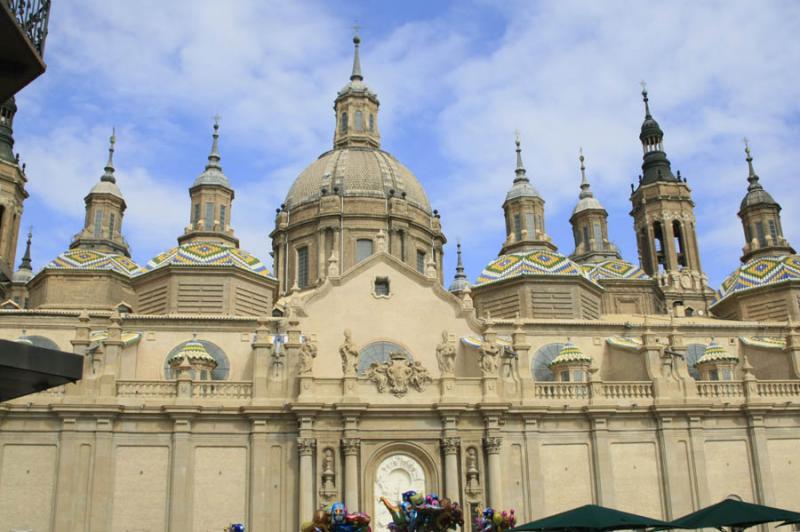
[372,454,426,530]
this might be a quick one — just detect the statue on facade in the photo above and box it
[298,337,318,375]
[465,447,481,497]
[320,448,337,502]
[435,330,456,376]
[479,339,501,376]
[366,352,432,397]
[339,329,359,376]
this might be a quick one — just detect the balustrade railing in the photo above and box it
[534,382,589,400]
[756,380,800,398]
[117,380,177,398]
[696,381,745,399]
[601,382,654,400]
[192,381,252,399]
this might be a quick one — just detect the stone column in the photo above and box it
[342,438,361,510]
[250,418,269,530]
[169,417,192,530]
[484,436,503,508]
[89,417,115,530]
[99,309,123,397]
[441,437,461,500]
[298,438,317,520]
[512,321,532,400]
[317,228,326,282]
[687,415,710,507]
[252,317,272,399]
[589,417,615,507]
[53,417,79,530]
[747,413,775,505]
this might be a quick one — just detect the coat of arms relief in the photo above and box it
[365,351,432,397]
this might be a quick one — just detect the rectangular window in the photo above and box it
[374,277,390,296]
[525,213,535,237]
[93,210,103,237]
[593,223,603,249]
[108,213,116,237]
[219,205,227,228]
[356,239,373,262]
[355,111,364,131]
[755,221,766,247]
[514,214,522,241]
[416,250,426,273]
[369,114,374,131]
[340,112,348,134]
[193,203,200,224]
[204,202,214,230]
[582,226,590,248]
[709,369,719,381]
[297,247,309,289]
[560,370,570,382]
[768,220,778,243]
[400,231,406,261]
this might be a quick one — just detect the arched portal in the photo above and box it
[372,454,426,530]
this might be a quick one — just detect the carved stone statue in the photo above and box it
[366,352,432,397]
[298,337,317,375]
[466,446,481,496]
[479,339,501,376]
[339,329,359,376]
[436,330,457,376]
[320,447,336,501]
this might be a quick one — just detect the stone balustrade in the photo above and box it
[534,382,590,400]
[117,380,177,398]
[696,381,745,399]
[191,381,252,399]
[600,381,654,399]
[756,380,800,397]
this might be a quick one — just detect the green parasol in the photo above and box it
[668,498,800,529]
[511,504,673,531]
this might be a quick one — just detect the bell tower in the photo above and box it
[0,97,29,280]
[629,84,713,314]
[332,33,381,150]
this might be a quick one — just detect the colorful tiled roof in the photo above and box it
[475,250,593,286]
[168,339,217,367]
[714,255,800,303]
[548,343,592,367]
[581,259,650,281]
[46,249,144,277]
[695,342,738,365]
[147,242,272,277]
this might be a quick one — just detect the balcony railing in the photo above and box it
[192,381,252,399]
[534,382,589,400]
[696,381,745,399]
[756,380,800,397]
[7,0,50,55]
[117,380,177,398]
[601,381,654,399]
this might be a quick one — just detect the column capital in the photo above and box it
[441,437,461,455]
[483,436,502,455]
[342,438,361,456]
[298,437,317,456]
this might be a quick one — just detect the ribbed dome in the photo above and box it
[714,254,800,303]
[46,249,144,277]
[285,147,431,213]
[89,179,124,199]
[548,343,592,367]
[740,187,777,210]
[695,342,738,365]
[147,242,272,278]
[168,339,217,367]
[475,250,594,286]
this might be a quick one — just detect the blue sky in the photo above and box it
[11,0,800,289]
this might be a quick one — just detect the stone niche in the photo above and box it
[472,277,603,320]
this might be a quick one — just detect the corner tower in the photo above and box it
[629,85,713,314]
[71,130,130,256]
[178,118,238,247]
[737,140,793,262]
[0,97,29,279]
[499,134,554,255]
[569,148,620,264]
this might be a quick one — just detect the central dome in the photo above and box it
[285,147,431,213]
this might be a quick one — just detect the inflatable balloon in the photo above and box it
[379,490,464,531]
[301,502,371,532]
[474,507,516,532]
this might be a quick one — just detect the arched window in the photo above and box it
[93,209,103,237]
[164,339,230,380]
[369,114,374,131]
[17,335,59,350]
[686,343,706,380]
[531,343,566,381]
[108,213,116,237]
[513,214,522,241]
[340,112,348,134]
[673,220,687,268]
[357,341,411,374]
[653,221,665,272]
[355,111,364,131]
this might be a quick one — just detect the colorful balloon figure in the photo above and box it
[380,490,464,531]
[227,525,245,532]
[474,507,516,532]
[301,501,372,532]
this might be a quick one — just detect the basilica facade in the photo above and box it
[1,35,800,532]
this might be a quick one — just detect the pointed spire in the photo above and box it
[449,240,471,292]
[640,80,652,118]
[100,128,116,183]
[350,28,363,82]
[206,115,222,171]
[743,137,762,191]
[18,227,32,271]
[578,147,593,199]
[514,130,529,183]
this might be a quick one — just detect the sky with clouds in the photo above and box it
[10,0,800,289]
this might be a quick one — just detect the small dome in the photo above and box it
[285,147,431,213]
[168,339,217,367]
[581,259,650,281]
[192,165,231,189]
[12,268,33,283]
[46,249,144,277]
[714,254,800,303]
[505,180,541,202]
[740,188,778,210]
[475,250,593,286]
[572,196,604,215]
[695,342,738,365]
[89,179,124,199]
[147,242,272,278]
[548,343,592,367]
[449,276,471,292]
[639,116,663,141]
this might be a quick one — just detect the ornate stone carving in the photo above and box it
[483,436,502,455]
[374,454,426,531]
[341,438,361,456]
[298,336,318,375]
[339,329,359,376]
[319,447,337,502]
[465,446,481,497]
[436,330,457,376]
[440,437,460,455]
[479,339,501,376]
[365,352,432,397]
[297,437,316,456]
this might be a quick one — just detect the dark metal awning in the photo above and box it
[0,338,83,402]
